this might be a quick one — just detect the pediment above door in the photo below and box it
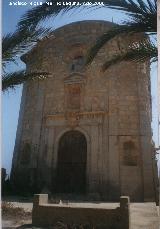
[64,72,86,85]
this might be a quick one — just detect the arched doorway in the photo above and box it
[56,130,87,193]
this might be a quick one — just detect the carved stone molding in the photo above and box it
[45,111,106,121]
[64,72,85,85]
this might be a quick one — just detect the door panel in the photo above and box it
[56,131,87,193]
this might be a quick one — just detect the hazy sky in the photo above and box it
[2,0,159,174]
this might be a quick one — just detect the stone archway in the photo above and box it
[56,130,87,193]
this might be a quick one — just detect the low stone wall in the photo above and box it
[32,194,130,228]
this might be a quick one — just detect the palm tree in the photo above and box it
[3,0,156,90]
[2,26,51,91]
[2,70,49,91]
[86,0,157,70]
[3,1,85,91]
[3,1,84,91]
[2,27,50,65]
[16,0,157,71]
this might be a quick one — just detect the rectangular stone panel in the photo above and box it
[120,166,142,201]
[108,136,120,200]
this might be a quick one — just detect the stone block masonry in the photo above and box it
[11,20,159,202]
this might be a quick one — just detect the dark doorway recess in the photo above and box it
[56,130,87,193]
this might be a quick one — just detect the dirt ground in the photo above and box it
[2,197,33,228]
[1,196,119,229]
[2,196,160,229]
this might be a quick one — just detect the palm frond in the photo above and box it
[103,0,157,32]
[17,0,157,32]
[101,40,157,71]
[2,70,50,91]
[17,0,105,31]
[102,0,157,16]
[18,0,71,31]
[85,0,157,65]
[2,27,51,65]
[86,23,149,65]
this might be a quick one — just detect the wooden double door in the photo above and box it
[56,131,87,193]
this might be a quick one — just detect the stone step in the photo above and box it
[130,203,159,229]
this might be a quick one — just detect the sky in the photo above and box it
[2,0,160,174]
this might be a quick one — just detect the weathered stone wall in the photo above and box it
[11,20,158,201]
[32,194,130,229]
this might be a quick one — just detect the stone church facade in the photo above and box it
[11,21,158,201]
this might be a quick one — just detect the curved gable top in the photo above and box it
[21,20,116,63]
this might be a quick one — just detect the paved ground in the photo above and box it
[130,203,159,229]
[2,198,160,229]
